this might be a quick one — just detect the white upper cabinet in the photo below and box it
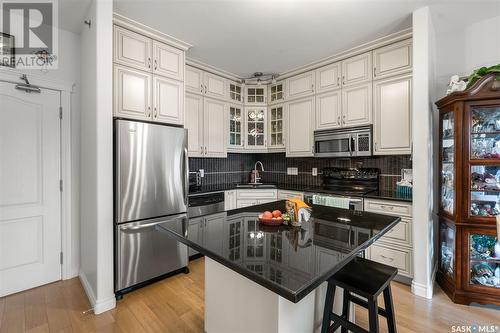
[204,73,227,100]
[315,62,341,93]
[315,89,342,130]
[153,76,184,125]
[269,82,285,104]
[114,65,152,121]
[228,105,244,149]
[204,98,227,157]
[268,105,284,148]
[185,93,204,157]
[373,74,412,155]
[186,66,204,94]
[342,83,372,127]
[114,26,152,72]
[286,72,315,100]
[152,41,184,81]
[286,97,315,157]
[373,39,412,80]
[341,52,372,86]
[229,82,243,104]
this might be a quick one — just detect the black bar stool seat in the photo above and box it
[321,257,398,333]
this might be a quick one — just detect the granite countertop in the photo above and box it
[158,201,400,303]
[189,183,412,203]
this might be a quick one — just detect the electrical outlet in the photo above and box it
[312,168,318,176]
[287,167,298,176]
[199,169,205,178]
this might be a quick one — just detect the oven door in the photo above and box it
[314,132,354,157]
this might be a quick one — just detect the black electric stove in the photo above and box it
[321,167,380,196]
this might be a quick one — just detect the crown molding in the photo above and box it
[113,13,192,51]
[186,57,241,82]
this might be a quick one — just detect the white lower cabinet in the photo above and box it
[364,199,413,280]
[185,95,227,158]
[277,190,304,201]
[286,97,315,157]
[373,74,412,155]
[224,190,237,210]
[235,189,278,209]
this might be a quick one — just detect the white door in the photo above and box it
[186,66,204,94]
[286,97,315,157]
[341,52,372,86]
[315,89,342,130]
[0,82,61,297]
[204,98,227,157]
[153,76,184,125]
[315,62,341,93]
[286,71,315,100]
[185,93,204,157]
[113,25,152,72]
[342,83,372,127]
[152,41,184,81]
[114,65,152,121]
[373,74,412,155]
[204,73,227,100]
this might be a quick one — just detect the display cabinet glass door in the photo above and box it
[441,111,455,215]
[468,230,500,290]
[229,106,242,147]
[470,165,500,218]
[440,221,455,278]
[470,106,500,160]
[247,87,265,103]
[229,83,242,102]
[269,106,284,147]
[245,108,266,148]
[270,83,284,102]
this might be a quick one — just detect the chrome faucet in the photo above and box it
[251,161,264,184]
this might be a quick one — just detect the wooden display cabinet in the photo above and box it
[436,74,500,306]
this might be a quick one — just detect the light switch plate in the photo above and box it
[287,167,298,176]
[312,168,318,176]
[199,169,205,177]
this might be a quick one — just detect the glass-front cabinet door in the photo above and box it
[229,83,242,103]
[269,106,284,148]
[245,108,266,149]
[467,229,500,291]
[229,105,243,148]
[441,111,455,216]
[468,105,500,222]
[439,221,455,279]
[269,83,284,103]
[246,86,266,104]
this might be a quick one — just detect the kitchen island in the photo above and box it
[160,201,400,333]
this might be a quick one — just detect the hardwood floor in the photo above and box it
[0,257,497,333]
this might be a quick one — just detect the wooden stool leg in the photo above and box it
[340,289,350,333]
[321,282,336,333]
[368,297,379,333]
[383,286,397,333]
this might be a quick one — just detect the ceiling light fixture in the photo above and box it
[241,72,279,85]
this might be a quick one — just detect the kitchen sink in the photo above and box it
[236,184,276,189]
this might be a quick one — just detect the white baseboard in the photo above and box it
[411,280,434,299]
[79,271,116,315]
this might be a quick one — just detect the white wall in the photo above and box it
[79,0,115,315]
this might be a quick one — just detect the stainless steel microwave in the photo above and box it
[314,126,372,157]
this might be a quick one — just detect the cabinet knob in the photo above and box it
[147,58,151,69]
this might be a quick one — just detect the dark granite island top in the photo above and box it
[159,201,400,303]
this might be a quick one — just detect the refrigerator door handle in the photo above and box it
[183,147,189,206]
[120,214,187,231]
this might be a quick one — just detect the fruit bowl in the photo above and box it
[258,214,284,226]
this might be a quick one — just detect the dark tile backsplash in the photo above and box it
[190,153,412,190]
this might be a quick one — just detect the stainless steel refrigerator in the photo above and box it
[114,119,189,295]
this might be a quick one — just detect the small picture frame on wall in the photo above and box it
[0,33,15,68]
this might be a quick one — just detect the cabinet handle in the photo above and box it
[154,59,158,71]
[380,205,395,210]
[337,116,340,125]
[380,254,394,262]
[337,77,340,86]
[373,67,376,78]
[204,85,207,94]
[312,145,315,153]
[147,106,151,117]
[311,84,314,92]
[342,114,346,124]
[147,58,151,69]
[201,146,204,154]
[374,142,377,150]
[205,146,207,155]
[200,84,203,93]
[342,76,345,85]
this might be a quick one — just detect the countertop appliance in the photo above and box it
[314,126,372,157]
[188,191,225,218]
[114,119,189,296]
[304,167,379,211]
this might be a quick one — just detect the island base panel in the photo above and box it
[204,257,353,333]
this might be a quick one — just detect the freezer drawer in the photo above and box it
[115,214,188,292]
